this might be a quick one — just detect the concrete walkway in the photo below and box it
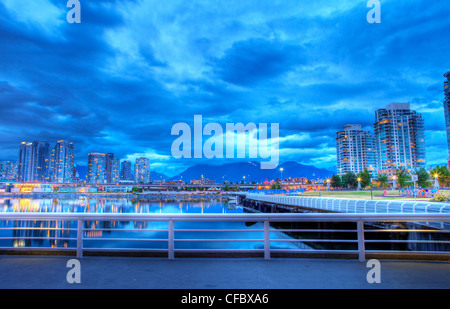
[1,256,449,289]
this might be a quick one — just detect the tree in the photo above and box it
[357,169,371,188]
[271,182,281,189]
[394,168,409,188]
[342,172,357,188]
[377,173,389,188]
[415,167,431,188]
[330,174,341,188]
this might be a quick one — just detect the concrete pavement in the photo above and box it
[0,256,449,289]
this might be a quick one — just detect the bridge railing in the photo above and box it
[0,212,449,261]
[241,193,450,229]
[243,193,450,213]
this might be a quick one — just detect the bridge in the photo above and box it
[236,193,450,226]
[231,192,450,259]
[138,183,257,191]
[236,192,450,214]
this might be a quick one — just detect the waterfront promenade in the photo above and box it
[1,256,449,289]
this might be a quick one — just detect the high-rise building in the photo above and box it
[48,148,56,182]
[374,103,426,176]
[17,140,73,183]
[120,160,132,181]
[72,165,81,183]
[111,158,120,183]
[18,141,51,182]
[105,153,120,184]
[87,153,106,184]
[31,141,51,182]
[134,157,151,183]
[336,124,376,178]
[18,142,33,182]
[0,161,17,180]
[444,71,450,168]
[52,140,75,183]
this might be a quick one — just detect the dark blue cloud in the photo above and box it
[214,38,305,86]
[0,0,449,176]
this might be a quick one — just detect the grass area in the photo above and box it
[300,190,445,201]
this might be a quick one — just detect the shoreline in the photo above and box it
[0,192,233,200]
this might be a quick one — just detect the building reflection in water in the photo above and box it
[0,198,251,250]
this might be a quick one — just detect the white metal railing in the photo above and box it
[242,193,450,214]
[0,212,449,261]
[240,193,450,229]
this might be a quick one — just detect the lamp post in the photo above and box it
[370,178,373,200]
[280,168,284,182]
[392,175,397,190]
[357,177,361,191]
[326,178,330,191]
[434,173,439,189]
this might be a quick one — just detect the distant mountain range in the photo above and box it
[167,161,334,183]
[75,161,334,184]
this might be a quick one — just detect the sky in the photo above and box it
[0,0,449,177]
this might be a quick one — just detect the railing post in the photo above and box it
[357,220,365,262]
[264,220,270,260]
[168,220,174,260]
[76,219,83,259]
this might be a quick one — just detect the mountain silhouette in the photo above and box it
[169,161,333,183]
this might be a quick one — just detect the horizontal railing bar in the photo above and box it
[83,248,168,252]
[0,246,75,250]
[83,228,169,232]
[1,212,449,222]
[0,227,77,231]
[365,249,450,255]
[364,229,450,233]
[364,240,450,244]
[174,239,263,242]
[270,249,359,254]
[4,226,447,233]
[0,237,74,241]
[274,229,357,233]
[174,229,264,232]
[83,248,265,253]
[83,238,167,242]
[270,239,357,243]
[173,249,264,252]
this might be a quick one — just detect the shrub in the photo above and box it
[431,192,449,202]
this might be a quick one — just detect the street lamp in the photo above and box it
[280,168,284,181]
[434,173,439,189]
[370,178,373,200]
[392,175,397,190]
[357,177,361,191]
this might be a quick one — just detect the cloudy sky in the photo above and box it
[0,0,449,176]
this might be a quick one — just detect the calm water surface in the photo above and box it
[0,198,309,251]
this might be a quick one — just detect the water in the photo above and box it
[0,197,309,252]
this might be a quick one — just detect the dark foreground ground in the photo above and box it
[1,256,449,289]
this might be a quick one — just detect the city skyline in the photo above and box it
[1,94,449,181]
[1,1,450,177]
